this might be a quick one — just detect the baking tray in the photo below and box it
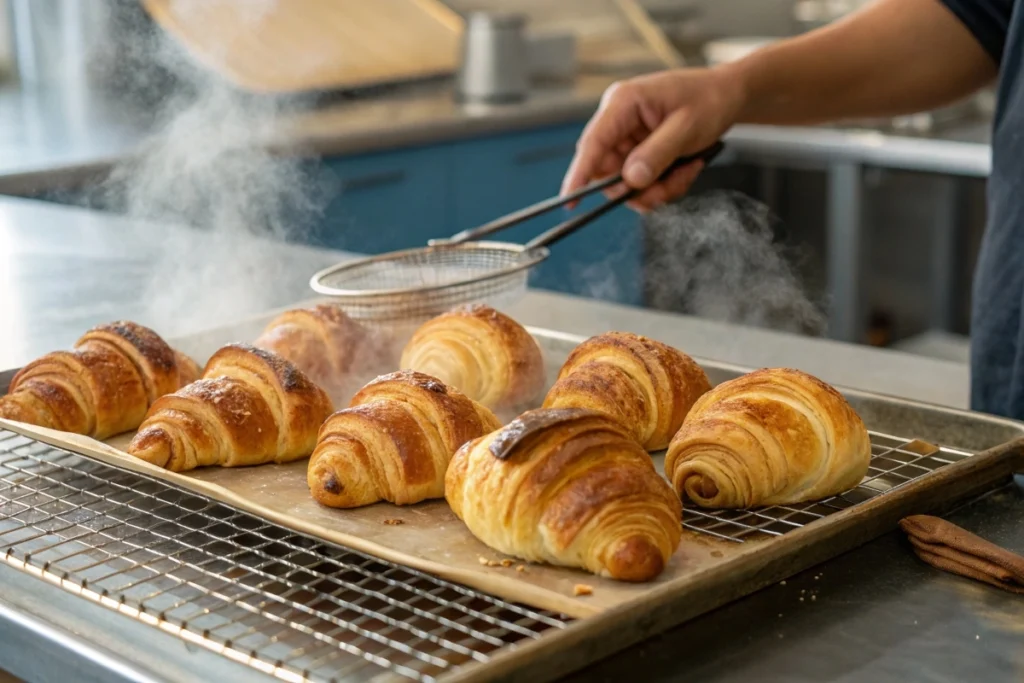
[1,315,1023,682]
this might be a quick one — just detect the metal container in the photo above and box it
[455,11,529,104]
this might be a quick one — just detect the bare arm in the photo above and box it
[563,0,998,209]
[732,0,997,125]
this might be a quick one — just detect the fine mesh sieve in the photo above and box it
[310,142,725,323]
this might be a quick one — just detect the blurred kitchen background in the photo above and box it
[0,0,992,362]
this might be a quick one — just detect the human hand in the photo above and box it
[562,68,746,212]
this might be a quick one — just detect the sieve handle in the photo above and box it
[524,141,726,251]
[442,141,726,247]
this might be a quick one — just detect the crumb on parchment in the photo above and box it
[573,584,593,597]
[478,556,489,566]
[383,519,404,526]
[515,565,526,573]
[500,559,515,567]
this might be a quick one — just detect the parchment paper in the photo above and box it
[0,313,751,619]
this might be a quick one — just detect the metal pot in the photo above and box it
[454,12,530,104]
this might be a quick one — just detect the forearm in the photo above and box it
[723,0,997,125]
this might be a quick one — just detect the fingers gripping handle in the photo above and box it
[524,141,726,251]
[444,141,725,248]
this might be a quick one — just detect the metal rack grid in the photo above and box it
[683,431,975,542]
[0,427,975,682]
[0,429,568,683]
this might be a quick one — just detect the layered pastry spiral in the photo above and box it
[446,408,682,582]
[128,343,333,471]
[308,370,500,508]
[0,321,200,440]
[400,305,545,413]
[666,368,871,508]
[543,331,710,451]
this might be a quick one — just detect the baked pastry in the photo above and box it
[399,305,545,413]
[542,331,710,451]
[446,408,682,582]
[0,321,200,440]
[254,304,370,396]
[128,343,333,472]
[308,370,500,508]
[665,368,871,508]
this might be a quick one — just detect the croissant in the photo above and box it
[128,343,333,472]
[665,368,872,508]
[542,331,711,451]
[308,370,500,508]
[0,321,200,440]
[446,408,682,582]
[399,305,545,413]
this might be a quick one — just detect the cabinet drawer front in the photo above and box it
[453,124,643,306]
[317,147,451,254]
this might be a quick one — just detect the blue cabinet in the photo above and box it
[450,124,644,306]
[314,145,452,253]
[315,123,645,306]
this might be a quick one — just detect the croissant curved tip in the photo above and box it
[128,427,173,469]
[605,535,667,582]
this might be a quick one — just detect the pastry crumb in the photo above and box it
[383,519,404,526]
[500,559,515,567]
[573,584,593,597]
[486,560,502,567]
[478,556,489,566]
[515,565,526,573]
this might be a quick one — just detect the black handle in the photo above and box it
[445,141,725,246]
[524,141,726,251]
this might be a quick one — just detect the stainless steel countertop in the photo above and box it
[0,75,994,197]
[1,194,1021,683]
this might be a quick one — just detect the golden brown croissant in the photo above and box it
[665,368,871,508]
[399,305,545,413]
[542,331,711,451]
[446,408,682,582]
[253,304,373,397]
[0,322,200,440]
[308,370,500,508]
[128,343,333,472]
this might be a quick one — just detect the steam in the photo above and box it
[642,190,827,336]
[89,1,330,336]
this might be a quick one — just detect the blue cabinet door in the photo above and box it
[451,124,644,306]
[315,145,452,254]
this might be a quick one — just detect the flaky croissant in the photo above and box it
[0,322,200,440]
[254,304,376,398]
[665,368,871,508]
[308,370,500,508]
[399,305,545,413]
[128,343,333,472]
[542,331,710,451]
[446,408,682,582]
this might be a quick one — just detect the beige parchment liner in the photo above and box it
[0,416,750,619]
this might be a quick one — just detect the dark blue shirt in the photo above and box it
[941,0,1023,417]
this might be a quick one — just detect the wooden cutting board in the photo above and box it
[142,0,464,93]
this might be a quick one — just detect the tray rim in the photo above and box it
[3,322,1024,683]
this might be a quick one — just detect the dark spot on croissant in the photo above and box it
[488,408,596,460]
[424,379,447,394]
[322,474,343,494]
[232,343,308,391]
[101,321,175,370]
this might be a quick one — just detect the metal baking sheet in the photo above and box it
[1,313,1023,683]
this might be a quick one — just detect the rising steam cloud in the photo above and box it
[642,190,827,336]
[89,1,331,336]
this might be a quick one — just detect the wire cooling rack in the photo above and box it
[682,431,974,542]
[0,429,567,683]
[0,427,975,682]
